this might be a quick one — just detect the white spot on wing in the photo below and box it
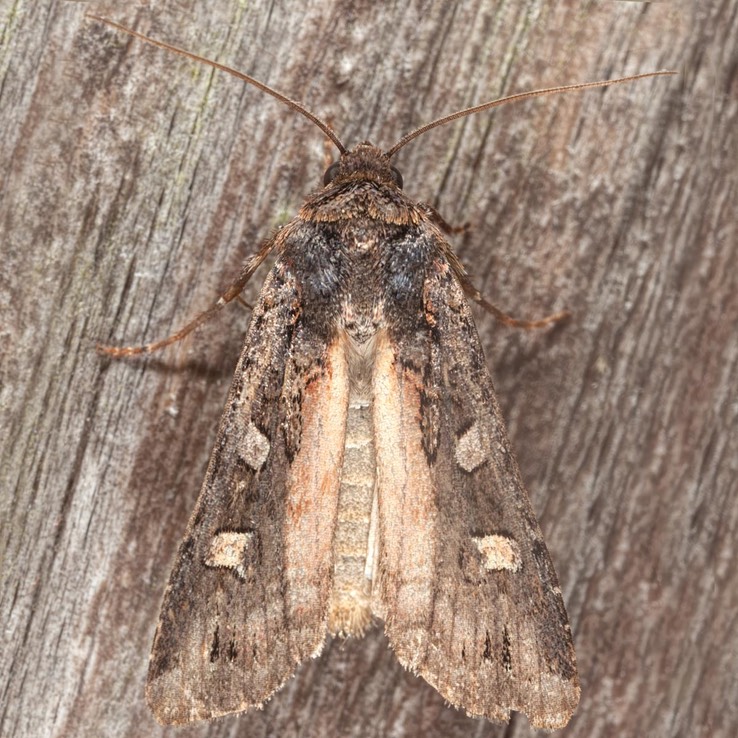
[205,531,253,577]
[472,534,522,572]
[455,423,488,472]
[240,423,270,470]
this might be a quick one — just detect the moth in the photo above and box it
[92,14,672,731]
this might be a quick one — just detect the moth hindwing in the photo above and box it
[143,144,579,729]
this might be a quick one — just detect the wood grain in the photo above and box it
[1,1,735,737]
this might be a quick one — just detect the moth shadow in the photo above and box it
[97,351,240,382]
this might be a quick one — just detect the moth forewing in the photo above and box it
[145,250,351,724]
[281,336,350,635]
[371,246,579,729]
[371,330,438,629]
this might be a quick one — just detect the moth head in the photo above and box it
[323,143,403,189]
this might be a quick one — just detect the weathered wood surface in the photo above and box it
[1,1,735,737]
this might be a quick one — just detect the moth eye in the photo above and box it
[390,166,403,189]
[323,162,340,185]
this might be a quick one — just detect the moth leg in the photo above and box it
[418,201,469,235]
[458,271,571,330]
[97,237,274,357]
[422,204,568,330]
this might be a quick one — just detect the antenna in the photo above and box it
[88,15,674,160]
[385,71,676,158]
[86,15,347,154]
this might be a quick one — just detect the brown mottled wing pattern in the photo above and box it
[146,254,349,724]
[373,236,579,730]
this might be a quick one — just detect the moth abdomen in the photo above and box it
[329,337,377,638]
